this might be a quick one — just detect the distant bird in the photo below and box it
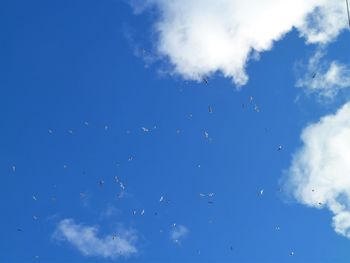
[277,145,283,151]
[119,182,125,190]
[132,210,137,216]
[17,228,23,232]
[141,209,145,216]
[275,226,281,231]
[312,72,317,79]
[104,125,108,131]
[254,104,260,113]
[12,165,16,172]
[208,193,215,197]
[33,215,38,220]
[249,96,254,103]
[48,129,53,134]
[68,129,73,134]
[84,121,89,126]
[159,196,164,202]
[32,195,37,201]
[204,131,209,139]
[99,180,105,187]
[128,156,134,161]
[259,189,264,196]
[289,251,295,256]
[202,77,209,84]
[208,106,213,113]
[142,127,149,132]
[199,193,206,197]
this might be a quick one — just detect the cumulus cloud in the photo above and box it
[53,219,138,259]
[170,225,188,243]
[286,102,350,238]
[296,49,350,99]
[133,0,348,86]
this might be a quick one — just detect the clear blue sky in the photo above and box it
[1,1,350,262]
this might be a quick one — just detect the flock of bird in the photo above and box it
[9,77,298,261]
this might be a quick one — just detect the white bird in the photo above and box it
[204,131,209,139]
[259,189,264,196]
[142,127,149,132]
[48,129,53,134]
[254,104,260,113]
[32,195,37,201]
[289,251,295,256]
[159,196,164,202]
[199,193,206,197]
[277,145,283,151]
[12,165,16,172]
[84,121,89,126]
[208,193,215,197]
[141,209,145,216]
[119,182,125,190]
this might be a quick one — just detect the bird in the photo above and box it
[277,145,283,151]
[159,196,164,202]
[254,104,260,113]
[202,77,209,84]
[142,127,149,132]
[141,209,145,216]
[208,106,213,113]
[204,131,209,139]
[99,180,105,187]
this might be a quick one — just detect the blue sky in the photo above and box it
[1,0,350,262]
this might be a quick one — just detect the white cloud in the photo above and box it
[170,225,188,243]
[285,102,350,238]
[134,0,348,86]
[53,219,138,259]
[296,49,350,99]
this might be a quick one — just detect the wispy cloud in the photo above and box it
[285,102,350,238]
[53,219,138,259]
[296,49,350,99]
[132,0,348,86]
[170,225,188,244]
